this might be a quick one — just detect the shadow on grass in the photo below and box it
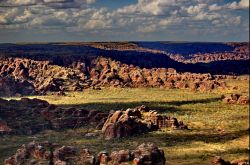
[162,129,249,146]
[57,97,221,114]
[167,97,221,106]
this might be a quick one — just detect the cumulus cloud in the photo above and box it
[0,0,95,7]
[208,4,222,11]
[0,0,248,41]
[227,0,249,9]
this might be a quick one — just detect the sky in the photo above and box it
[0,0,249,42]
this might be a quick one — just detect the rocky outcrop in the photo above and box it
[0,98,186,137]
[132,143,166,165]
[0,96,187,138]
[0,119,12,134]
[168,43,249,63]
[0,56,227,96]
[222,94,249,105]
[0,76,36,96]
[102,105,187,139]
[0,57,88,96]
[89,58,226,91]
[5,142,166,165]
[212,156,249,165]
[0,98,109,135]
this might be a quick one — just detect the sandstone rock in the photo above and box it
[5,142,166,165]
[0,56,227,96]
[97,151,111,165]
[102,106,187,139]
[0,98,109,135]
[80,149,95,164]
[223,94,249,105]
[211,156,249,165]
[237,96,249,105]
[110,150,132,165]
[5,142,53,165]
[132,143,166,165]
[0,119,12,134]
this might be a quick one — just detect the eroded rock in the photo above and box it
[102,105,187,139]
[0,98,109,135]
[5,142,166,165]
[222,94,249,105]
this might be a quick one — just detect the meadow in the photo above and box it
[0,77,249,164]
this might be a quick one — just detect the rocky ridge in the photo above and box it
[0,56,227,96]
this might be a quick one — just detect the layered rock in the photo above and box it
[102,105,187,139]
[5,142,166,165]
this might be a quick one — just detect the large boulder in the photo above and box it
[132,143,166,165]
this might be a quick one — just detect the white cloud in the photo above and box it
[209,4,222,11]
[0,0,248,40]
[187,4,207,14]
[239,0,249,8]
[14,9,32,23]
[137,24,157,33]
[6,0,38,5]
[227,0,249,9]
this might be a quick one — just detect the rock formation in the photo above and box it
[102,105,187,139]
[0,56,227,96]
[0,98,109,135]
[0,98,187,137]
[212,156,249,165]
[222,94,249,105]
[5,142,166,165]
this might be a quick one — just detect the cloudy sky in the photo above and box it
[0,0,249,42]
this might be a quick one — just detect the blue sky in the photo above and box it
[0,0,249,42]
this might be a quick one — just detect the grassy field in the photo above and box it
[0,77,249,164]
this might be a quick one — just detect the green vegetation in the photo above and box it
[0,77,249,164]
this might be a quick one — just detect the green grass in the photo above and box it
[0,78,249,164]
